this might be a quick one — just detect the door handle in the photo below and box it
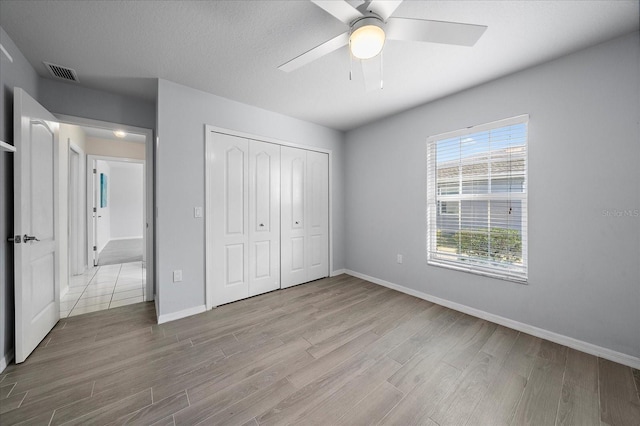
[23,235,40,243]
[259,223,265,227]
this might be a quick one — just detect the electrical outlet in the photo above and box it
[397,254,403,264]
[173,270,183,282]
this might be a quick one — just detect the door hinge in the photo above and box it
[93,168,97,174]
[93,207,97,213]
[93,246,97,251]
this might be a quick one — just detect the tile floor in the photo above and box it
[60,261,147,317]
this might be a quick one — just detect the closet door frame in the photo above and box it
[205,125,334,310]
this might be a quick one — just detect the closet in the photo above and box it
[206,132,329,307]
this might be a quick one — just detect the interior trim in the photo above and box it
[157,304,206,325]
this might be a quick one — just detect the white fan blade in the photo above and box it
[311,0,363,24]
[278,32,349,72]
[386,17,487,46]
[367,0,403,21]
[360,56,382,92]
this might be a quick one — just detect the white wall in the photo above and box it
[109,162,143,239]
[344,32,640,361]
[85,137,145,160]
[156,79,345,318]
[96,160,111,253]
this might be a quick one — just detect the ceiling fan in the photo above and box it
[279,0,487,87]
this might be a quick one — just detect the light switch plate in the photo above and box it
[173,270,183,282]
[194,207,203,218]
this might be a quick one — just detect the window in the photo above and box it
[426,115,528,282]
[438,201,459,216]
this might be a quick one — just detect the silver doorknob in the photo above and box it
[23,234,40,242]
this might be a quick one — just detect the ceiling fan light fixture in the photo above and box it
[349,17,385,60]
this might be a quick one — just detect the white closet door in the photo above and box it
[248,140,280,296]
[306,150,329,281]
[209,133,250,305]
[281,147,329,288]
[281,146,308,288]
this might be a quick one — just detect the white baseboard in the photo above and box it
[157,304,207,325]
[345,269,640,370]
[0,349,14,373]
[331,269,346,277]
[109,236,143,241]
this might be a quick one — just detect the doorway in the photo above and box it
[57,117,154,318]
[12,88,155,363]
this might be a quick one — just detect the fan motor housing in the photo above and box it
[350,15,385,33]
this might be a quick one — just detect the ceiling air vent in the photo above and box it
[43,61,79,83]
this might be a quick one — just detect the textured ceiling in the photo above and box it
[1,0,638,131]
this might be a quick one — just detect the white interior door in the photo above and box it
[280,146,308,288]
[248,140,280,297]
[208,133,250,306]
[306,150,329,281]
[13,88,59,363]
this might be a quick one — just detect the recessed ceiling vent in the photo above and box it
[43,61,79,83]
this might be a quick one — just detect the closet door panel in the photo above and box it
[210,133,250,306]
[249,140,280,296]
[306,151,329,281]
[281,146,307,288]
[225,244,245,285]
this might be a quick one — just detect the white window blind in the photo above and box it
[426,115,528,282]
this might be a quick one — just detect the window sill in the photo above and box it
[427,258,527,284]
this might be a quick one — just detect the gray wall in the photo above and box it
[39,78,156,131]
[0,26,40,367]
[344,32,640,359]
[156,79,345,317]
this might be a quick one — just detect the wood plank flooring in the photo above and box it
[1,274,639,425]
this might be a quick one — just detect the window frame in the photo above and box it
[426,115,529,283]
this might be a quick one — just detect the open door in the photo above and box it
[12,88,60,363]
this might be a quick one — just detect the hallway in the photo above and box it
[60,262,146,317]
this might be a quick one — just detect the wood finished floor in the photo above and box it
[1,274,639,425]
